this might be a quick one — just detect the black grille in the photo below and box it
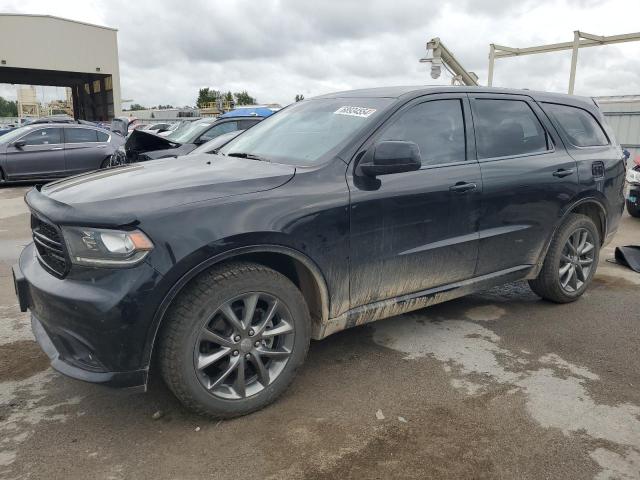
[31,215,69,277]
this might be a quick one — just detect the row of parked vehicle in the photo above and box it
[0,108,273,183]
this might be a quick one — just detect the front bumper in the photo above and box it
[626,183,640,206]
[14,243,164,389]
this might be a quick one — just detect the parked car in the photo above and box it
[0,123,124,182]
[14,86,625,418]
[143,123,173,134]
[188,130,244,155]
[110,116,140,137]
[111,114,265,164]
[625,155,640,217]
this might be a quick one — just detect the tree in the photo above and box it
[196,88,220,108]
[234,90,256,106]
[0,96,18,117]
[128,103,146,111]
[295,94,305,102]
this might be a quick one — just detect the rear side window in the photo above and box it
[96,131,109,142]
[65,128,99,143]
[379,99,466,166]
[474,99,549,159]
[21,128,62,146]
[543,103,608,147]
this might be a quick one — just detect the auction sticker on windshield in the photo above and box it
[334,106,377,118]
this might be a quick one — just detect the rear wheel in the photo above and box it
[100,157,111,169]
[529,214,600,303]
[159,262,311,418]
[626,199,640,218]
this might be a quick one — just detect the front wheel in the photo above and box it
[626,199,640,218]
[529,214,600,303]
[159,262,311,418]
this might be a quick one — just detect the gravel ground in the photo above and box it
[1,184,639,480]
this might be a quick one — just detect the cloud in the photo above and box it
[0,0,639,108]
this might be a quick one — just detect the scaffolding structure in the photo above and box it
[488,31,640,94]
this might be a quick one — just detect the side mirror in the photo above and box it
[357,140,421,177]
[13,140,26,149]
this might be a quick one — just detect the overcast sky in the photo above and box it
[1,0,640,107]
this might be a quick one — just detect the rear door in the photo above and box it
[4,127,65,179]
[469,94,579,275]
[64,127,110,174]
[348,94,482,307]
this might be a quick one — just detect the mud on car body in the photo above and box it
[14,86,625,418]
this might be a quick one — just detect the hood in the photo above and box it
[124,128,182,156]
[27,155,295,226]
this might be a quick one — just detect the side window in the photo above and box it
[65,128,99,143]
[543,103,609,147]
[21,128,62,146]
[379,99,466,166]
[238,119,260,130]
[200,122,238,142]
[474,99,549,159]
[96,131,110,142]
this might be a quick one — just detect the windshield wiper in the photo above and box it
[227,152,270,162]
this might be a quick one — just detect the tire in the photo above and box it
[159,262,311,418]
[627,200,640,218]
[529,214,600,303]
[100,157,111,169]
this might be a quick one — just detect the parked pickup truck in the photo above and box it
[14,86,625,418]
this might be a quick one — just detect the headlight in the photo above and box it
[627,168,640,184]
[62,227,153,267]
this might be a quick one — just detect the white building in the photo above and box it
[0,14,122,120]
[596,95,640,165]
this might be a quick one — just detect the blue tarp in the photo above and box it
[219,107,275,118]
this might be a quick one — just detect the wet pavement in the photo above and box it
[1,184,639,479]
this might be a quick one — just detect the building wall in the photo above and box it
[0,14,121,116]
[596,95,640,165]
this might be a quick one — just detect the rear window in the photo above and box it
[474,99,550,159]
[543,103,609,147]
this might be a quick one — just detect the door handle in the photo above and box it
[449,182,477,193]
[552,168,574,178]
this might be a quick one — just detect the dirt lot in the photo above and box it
[1,184,639,480]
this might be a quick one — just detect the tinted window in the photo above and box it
[22,128,62,146]
[474,99,549,159]
[96,131,109,142]
[200,122,238,142]
[379,99,466,165]
[65,128,98,143]
[543,103,608,147]
[238,119,261,130]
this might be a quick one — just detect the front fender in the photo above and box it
[140,242,331,372]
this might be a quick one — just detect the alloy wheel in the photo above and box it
[558,228,595,293]
[193,292,295,400]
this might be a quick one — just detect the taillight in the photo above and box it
[634,156,640,167]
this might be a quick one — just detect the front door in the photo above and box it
[4,127,66,179]
[348,94,482,308]
[468,94,580,275]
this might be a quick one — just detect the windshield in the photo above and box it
[166,119,214,143]
[219,98,393,166]
[0,126,30,143]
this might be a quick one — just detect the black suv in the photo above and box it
[14,87,625,418]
